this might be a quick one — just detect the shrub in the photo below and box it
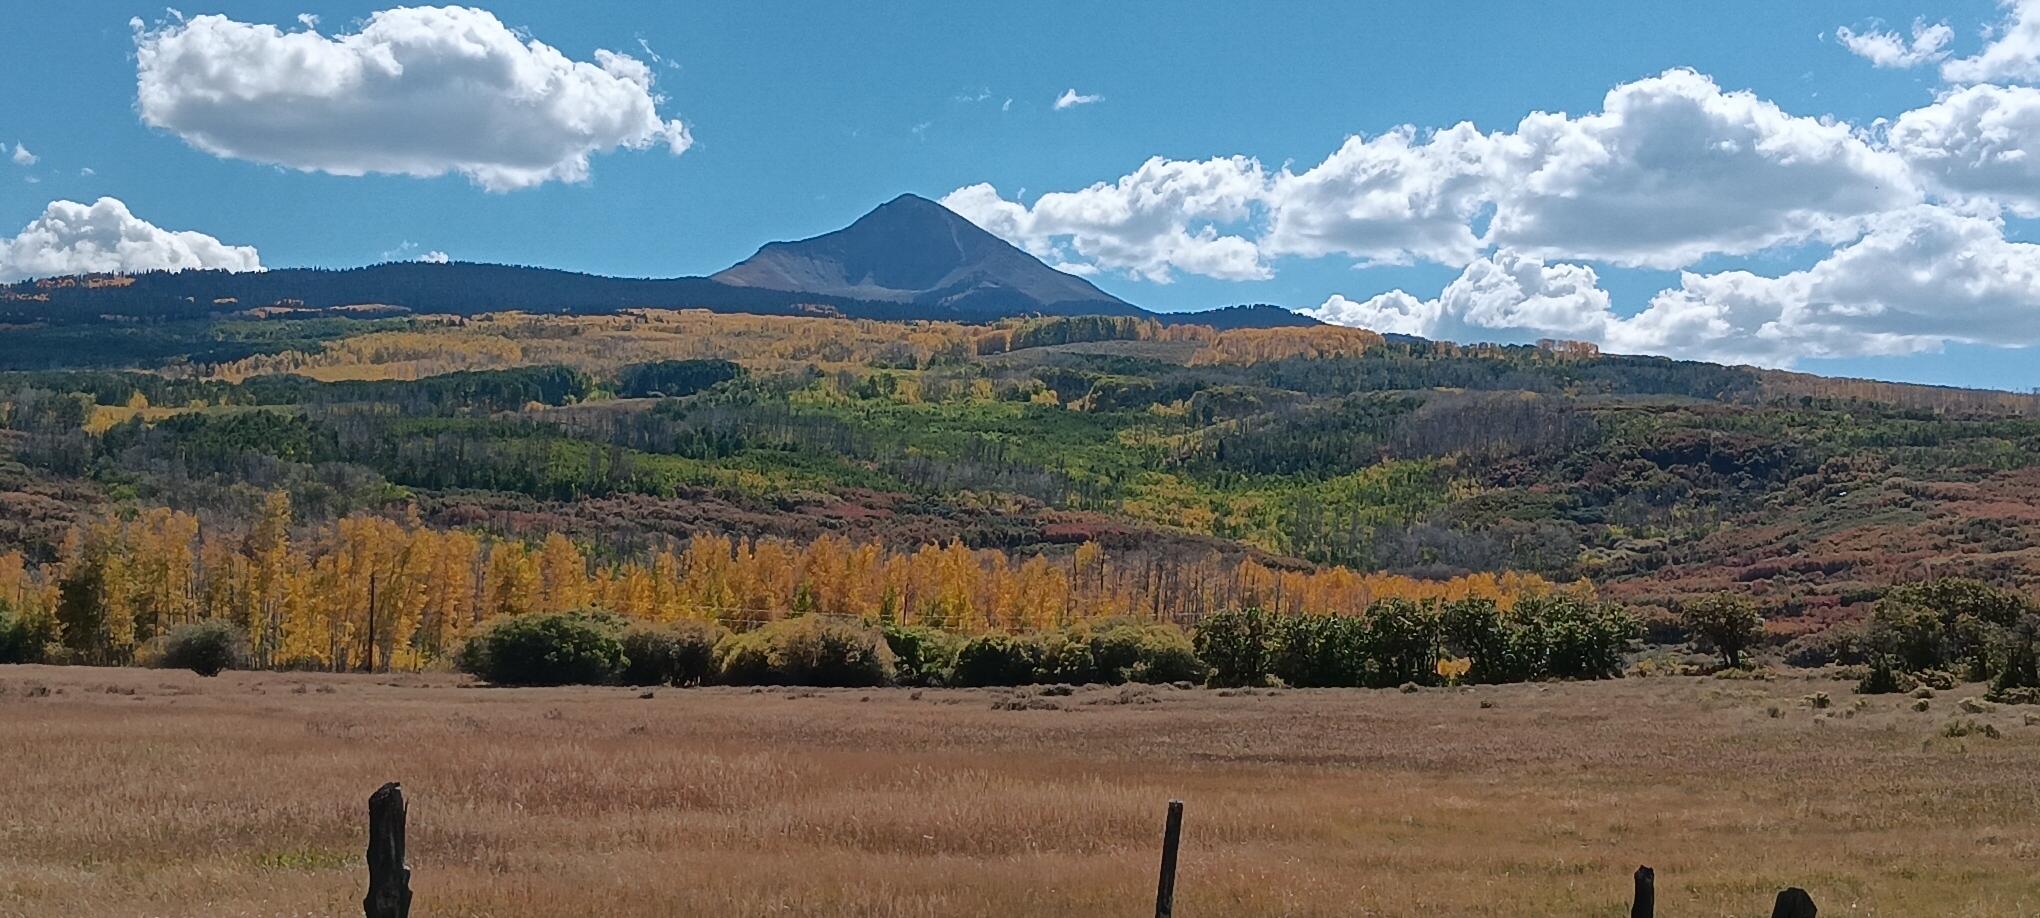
[1121,626,1205,684]
[1636,607,1688,645]
[1782,623,1867,668]
[712,629,776,685]
[1194,607,1276,687]
[1267,612,1364,688]
[1514,594,1637,680]
[1915,669,1959,691]
[1034,633,1099,684]
[1360,598,1442,687]
[0,608,55,665]
[1854,655,1909,695]
[1940,717,2001,740]
[1080,617,1148,682]
[714,616,895,687]
[883,623,964,686]
[157,621,248,676]
[951,635,1033,687]
[618,620,726,686]
[1682,595,1763,668]
[1867,579,2032,676]
[1992,686,2040,705]
[457,611,628,686]
[1988,621,2040,703]
[1441,598,1531,684]
[951,633,1077,686]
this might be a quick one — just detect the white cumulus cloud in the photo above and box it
[1944,0,2040,84]
[950,70,1919,281]
[1637,206,2040,362]
[1309,207,2040,368]
[942,156,1270,283]
[1053,89,1103,110]
[0,197,261,283]
[133,6,692,191]
[1262,123,1496,267]
[1889,82,2040,215]
[1836,19,1954,69]
[10,144,35,167]
[1305,251,1619,346]
[1483,69,1920,269]
[950,47,2040,368]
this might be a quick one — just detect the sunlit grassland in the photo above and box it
[2,666,2037,917]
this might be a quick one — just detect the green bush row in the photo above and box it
[941,618,1204,687]
[456,612,739,687]
[452,598,1637,690]
[454,611,1209,689]
[1194,595,1637,688]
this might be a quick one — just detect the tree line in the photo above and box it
[0,497,1566,673]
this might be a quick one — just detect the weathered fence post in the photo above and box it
[1154,799,1184,918]
[364,782,412,918]
[1771,887,1817,918]
[1630,865,1654,918]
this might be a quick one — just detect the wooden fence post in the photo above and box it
[364,782,412,918]
[1771,887,1817,918]
[1154,799,1184,918]
[1631,865,1654,918]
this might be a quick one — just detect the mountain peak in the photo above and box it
[880,192,942,208]
[711,194,1134,316]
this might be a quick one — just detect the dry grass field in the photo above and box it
[2,666,2038,917]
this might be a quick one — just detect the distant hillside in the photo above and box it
[713,194,1137,316]
[0,262,957,324]
[0,261,1328,331]
[1156,304,1320,330]
[0,196,1341,331]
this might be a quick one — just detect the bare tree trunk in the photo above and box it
[364,782,411,918]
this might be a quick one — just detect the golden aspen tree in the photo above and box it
[245,491,294,667]
[416,529,480,660]
[0,551,30,613]
[536,532,588,613]
[128,508,199,637]
[648,549,686,620]
[485,541,538,618]
[54,519,138,665]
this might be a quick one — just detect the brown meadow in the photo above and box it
[1,666,2037,917]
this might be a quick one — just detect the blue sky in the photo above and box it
[1,1,2037,390]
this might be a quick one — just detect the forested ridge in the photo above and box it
[0,307,2036,675]
[0,262,1307,332]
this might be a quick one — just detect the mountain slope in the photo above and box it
[0,194,1317,328]
[712,194,1136,315]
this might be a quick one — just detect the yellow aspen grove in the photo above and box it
[22,509,1568,671]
